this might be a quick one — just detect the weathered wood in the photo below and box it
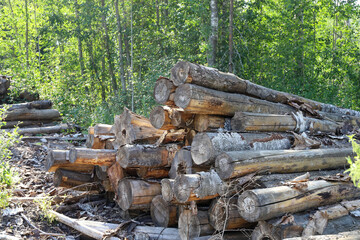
[215,148,352,180]
[169,147,209,179]
[193,115,227,132]
[94,123,113,136]
[1,100,53,111]
[0,76,10,96]
[178,209,214,240]
[46,149,93,173]
[208,198,251,231]
[150,106,193,130]
[107,162,125,191]
[150,195,178,227]
[231,112,340,133]
[153,77,176,105]
[114,107,186,146]
[285,230,360,240]
[174,84,295,116]
[54,169,94,188]
[3,108,61,121]
[191,132,291,166]
[85,134,106,149]
[237,180,360,222]
[116,179,161,211]
[69,148,116,166]
[173,170,222,203]
[88,126,95,135]
[94,165,108,181]
[15,124,73,135]
[1,120,57,128]
[117,144,181,169]
[136,167,169,179]
[161,179,175,202]
[170,61,360,117]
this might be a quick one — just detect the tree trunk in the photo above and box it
[208,198,251,231]
[237,180,360,222]
[150,106,193,130]
[74,0,85,79]
[46,150,94,173]
[150,195,178,227]
[101,0,118,94]
[161,178,175,202]
[4,109,61,121]
[178,209,214,240]
[231,112,340,133]
[228,0,234,73]
[116,179,161,211]
[209,0,218,66]
[117,144,181,169]
[173,170,222,203]
[191,132,291,166]
[193,115,227,132]
[174,84,295,116]
[54,169,94,188]
[114,0,126,94]
[215,148,352,180]
[69,148,116,166]
[153,77,176,106]
[25,0,29,67]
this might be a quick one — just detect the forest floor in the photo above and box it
[0,134,127,240]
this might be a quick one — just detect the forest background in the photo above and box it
[0,0,359,127]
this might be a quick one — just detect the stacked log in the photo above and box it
[48,62,360,240]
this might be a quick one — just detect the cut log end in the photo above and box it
[174,84,192,109]
[238,191,266,223]
[173,174,192,203]
[149,106,168,129]
[215,153,234,180]
[191,133,214,166]
[153,78,175,104]
[150,195,177,227]
[116,179,133,211]
[170,61,190,86]
[161,179,175,202]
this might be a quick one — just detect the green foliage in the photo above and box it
[0,107,20,208]
[34,196,56,223]
[346,135,360,188]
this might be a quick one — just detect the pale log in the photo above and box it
[161,179,175,202]
[117,144,181,169]
[170,61,360,117]
[208,198,251,231]
[193,115,227,132]
[191,132,291,165]
[150,195,178,227]
[3,108,61,121]
[173,170,222,203]
[150,106,193,130]
[237,180,360,222]
[153,77,176,105]
[231,112,340,133]
[54,169,94,188]
[169,147,209,179]
[69,148,116,166]
[94,123,113,136]
[116,179,161,211]
[107,162,125,191]
[46,149,93,173]
[178,209,214,240]
[215,148,352,180]
[15,124,73,135]
[174,84,295,116]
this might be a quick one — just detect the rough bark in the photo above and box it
[46,149,93,173]
[85,134,106,149]
[69,148,116,166]
[150,195,178,227]
[3,109,61,121]
[153,77,176,105]
[237,180,360,222]
[136,167,170,179]
[193,115,227,132]
[150,106,193,130]
[191,132,291,166]
[215,148,352,180]
[174,84,295,116]
[178,209,214,240]
[116,179,161,211]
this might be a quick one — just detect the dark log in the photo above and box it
[69,148,116,166]
[117,144,181,169]
[150,195,178,227]
[161,179,175,202]
[54,169,94,188]
[46,149,94,173]
[116,179,161,211]
[107,162,125,191]
[208,198,252,231]
[15,124,74,135]
[169,147,209,179]
[215,148,352,180]
[105,139,115,149]
[94,123,114,136]
[231,112,340,133]
[150,106,193,130]
[173,170,222,203]
[153,77,176,105]
[1,120,57,128]
[178,209,214,240]
[237,180,360,222]
[170,61,360,117]
[136,167,169,179]
[174,84,295,116]
[0,76,10,95]
[191,132,291,166]
[3,109,61,121]
[193,115,227,132]
[95,165,108,181]
[1,100,53,111]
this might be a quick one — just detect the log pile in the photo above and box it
[48,61,360,240]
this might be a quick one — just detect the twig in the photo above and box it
[20,213,65,237]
